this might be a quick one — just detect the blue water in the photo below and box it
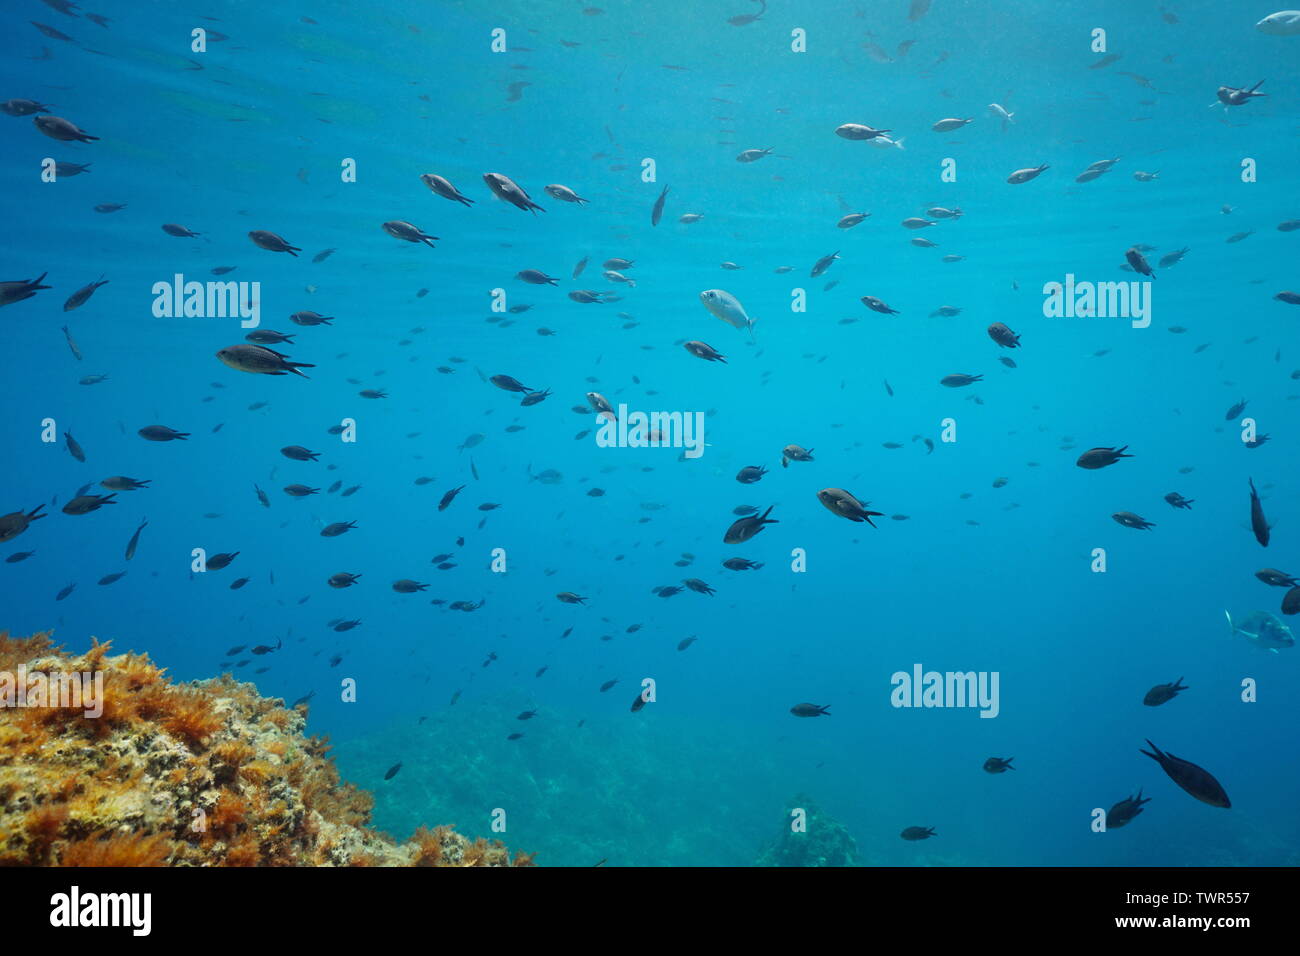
[2,0,1298,866]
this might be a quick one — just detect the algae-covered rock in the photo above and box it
[755,793,859,867]
[0,631,533,867]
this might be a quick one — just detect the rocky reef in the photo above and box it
[0,631,534,866]
[755,793,859,867]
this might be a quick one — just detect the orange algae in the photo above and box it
[0,631,535,867]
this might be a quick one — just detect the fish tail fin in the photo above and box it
[747,317,757,344]
[1139,739,1162,762]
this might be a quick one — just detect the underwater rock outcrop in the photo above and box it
[755,794,859,867]
[0,631,534,866]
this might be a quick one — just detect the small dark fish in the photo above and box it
[507,733,524,741]
[599,679,619,692]
[32,21,74,42]
[63,276,109,312]
[1140,739,1230,808]
[1076,446,1132,470]
[312,248,336,263]
[97,571,126,586]
[573,256,589,278]
[1106,790,1150,829]
[230,577,250,590]
[1143,678,1187,707]
[61,325,82,361]
[651,184,669,226]
[383,762,403,780]
[5,551,35,563]
[438,485,465,511]
[55,582,76,601]
[723,506,778,543]
[677,636,697,651]
[64,431,85,463]
[124,517,147,561]
[1248,478,1270,547]
[790,703,830,717]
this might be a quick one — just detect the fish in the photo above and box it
[122,520,146,564]
[987,103,1016,129]
[63,276,109,312]
[383,762,403,781]
[1143,678,1187,707]
[1106,790,1150,829]
[217,345,314,378]
[1006,164,1048,184]
[0,273,51,308]
[438,486,465,511]
[1257,9,1300,34]
[1140,740,1230,808]
[723,506,777,543]
[483,172,544,213]
[651,184,669,226]
[810,251,839,278]
[420,172,474,206]
[1225,609,1295,652]
[1248,478,1270,547]
[1076,446,1131,470]
[699,289,757,340]
[790,703,830,717]
[817,488,883,526]
[61,325,83,360]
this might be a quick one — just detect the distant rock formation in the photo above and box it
[755,793,859,867]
